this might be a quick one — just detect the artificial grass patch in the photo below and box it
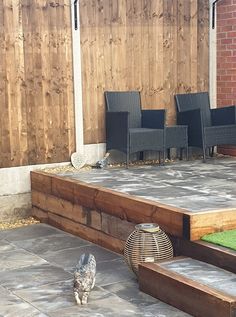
[201,229,236,251]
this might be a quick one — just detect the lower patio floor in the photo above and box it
[0,223,191,317]
[24,159,236,316]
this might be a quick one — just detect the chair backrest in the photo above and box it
[104,91,142,128]
[175,92,212,127]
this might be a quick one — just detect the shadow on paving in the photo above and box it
[0,223,191,317]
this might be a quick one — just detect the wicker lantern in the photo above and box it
[124,223,173,276]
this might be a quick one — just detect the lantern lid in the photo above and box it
[135,223,160,233]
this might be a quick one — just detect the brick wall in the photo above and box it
[217,0,236,156]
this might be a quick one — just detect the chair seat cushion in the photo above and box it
[204,125,236,147]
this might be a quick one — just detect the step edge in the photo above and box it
[139,262,236,302]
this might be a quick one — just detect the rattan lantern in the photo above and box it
[124,223,173,276]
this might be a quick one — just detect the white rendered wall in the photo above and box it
[0,162,70,221]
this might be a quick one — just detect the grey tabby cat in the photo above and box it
[73,253,96,305]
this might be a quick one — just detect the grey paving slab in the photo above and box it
[0,249,46,272]
[0,224,194,316]
[160,258,236,297]
[47,295,146,317]
[11,233,91,255]
[47,295,166,317]
[0,231,7,240]
[211,278,236,296]
[159,194,236,211]
[143,302,191,317]
[48,294,191,317]
[3,223,63,242]
[115,183,197,199]
[55,157,236,212]
[43,244,121,271]
[103,279,157,307]
[95,258,135,286]
[0,263,72,291]
[0,285,49,317]
[15,280,112,313]
[15,279,75,313]
[0,240,17,252]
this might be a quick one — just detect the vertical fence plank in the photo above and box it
[131,0,142,92]
[190,0,198,92]
[80,0,93,144]
[1,0,11,166]
[197,0,209,91]
[163,0,173,122]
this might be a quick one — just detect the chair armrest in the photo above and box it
[211,106,236,126]
[141,110,165,129]
[177,109,204,147]
[106,111,129,152]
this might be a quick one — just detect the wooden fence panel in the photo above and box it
[0,0,75,167]
[79,0,209,144]
[0,0,209,166]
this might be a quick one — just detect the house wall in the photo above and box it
[217,0,236,156]
[79,0,210,144]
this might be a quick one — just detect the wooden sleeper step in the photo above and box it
[139,256,236,317]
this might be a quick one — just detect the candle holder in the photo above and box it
[124,223,173,276]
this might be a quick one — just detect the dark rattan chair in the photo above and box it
[175,92,236,161]
[105,91,165,166]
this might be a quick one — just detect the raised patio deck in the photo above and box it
[31,157,236,253]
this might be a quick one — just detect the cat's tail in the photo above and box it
[76,253,96,269]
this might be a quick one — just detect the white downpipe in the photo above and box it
[71,0,84,152]
[209,0,217,108]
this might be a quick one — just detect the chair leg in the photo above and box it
[167,149,171,160]
[162,149,165,166]
[126,152,129,168]
[180,148,183,160]
[186,146,189,161]
[202,147,206,163]
[158,151,161,165]
[139,151,144,161]
[210,146,214,157]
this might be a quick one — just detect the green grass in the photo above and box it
[201,229,236,251]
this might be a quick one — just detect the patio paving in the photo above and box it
[56,157,236,212]
[0,223,191,317]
